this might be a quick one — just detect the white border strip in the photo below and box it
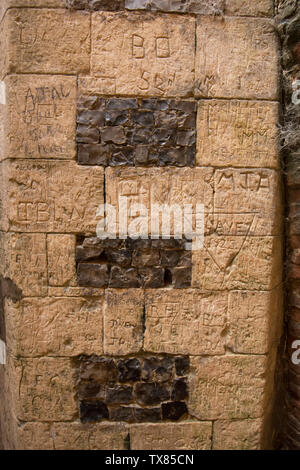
[0,339,6,365]
[0,81,6,105]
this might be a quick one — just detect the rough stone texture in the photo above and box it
[0,232,47,297]
[197,100,279,168]
[225,0,274,17]
[68,0,125,9]
[6,355,77,421]
[227,289,283,355]
[188,355,272,420]
[104,289,144,355]
[195,16,279,100]
[125,0,225,14]
[0,1,66,23]
[1,160,104,233]
[77,97,196,167]
[5,296,103,356]
[76,354,189,423]
[192,235,282,290]
[76,237,192,289]
[2,75,77,161]
[2,9,90,76]
[144,290,227,355]
[91,12,195,97]
[130,422,212,450]
[213,419,263,450]
[47,235,77,287]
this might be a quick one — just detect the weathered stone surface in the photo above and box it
[141,357,173,382]
[77,263,109,287]
[48,234,77,287]
[69,0,125,9]
[134,382,170,405]
[118,358,141,382]
[104,289,144,355]
[80,401,109,422]
[197,100,279,168]
[5,296,103,356]
[225,0,274,17]
[106,166,213,237]
[188,355,269,420]
[145,290,227,355]
[49,286,105,297]
[213,419,263,450]
[79,357,119,382]
[15,421,129,450]
[3,75,76,160]
[161,401,188,420]
[227,289,283,355]
[4,9,90,75]
[195,17,279,99]
[91,12,195,97]
[125,0,225,14]
[0,232,47,297]
[130,422,212,450]
[1,160,104,233]
[77,97,196,167]
[192,236,282,290]
[11,356,77,421]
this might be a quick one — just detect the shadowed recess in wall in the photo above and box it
[76,354,190,423]
[76,97,196,167]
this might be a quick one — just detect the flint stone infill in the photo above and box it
[77,355,189,423]
[67,0,224,14]
[76,237,192,288]
[77,97,196,167]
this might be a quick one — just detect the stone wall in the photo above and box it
[0,0,283,450]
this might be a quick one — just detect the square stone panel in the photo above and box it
[91,11,195,97]
[3,75,77,160]
[4,9,90,75]
[5,296,103,357]
[197,100,279,169]
[195,16,279,99]
[213,418,263,450]
[188,355,269,420]
[225,0,274,17]
[104,289,144,355]
[192,235,282,290]
[1,160,104,233]
[144,289,227,355]
[130,422,212,450]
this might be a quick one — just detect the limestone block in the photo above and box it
[188,355,268,419]
[91,11,195,97]
[125,0,225,15]
[0,232,47,297]
[195,17,279,99]
[47,234,77,287]
[227,289,283,355]
[213,168,282,236]
[10,356,77,421]
[3,75,76,160]
[192,235,282,290]
[106,167,213,237]
[0,16,9,79]
[1,160,104,233]
[197,100,279,169]
[213,418,263,450]
[104,289,144,355]
[3,9,90,75]
[0,0,66,22]
[53,422,128,450]
[130,422,212,450]
[5,296,103,356]
[15,422,54,450]
[49,286,105,297]
[144,289,227,355]
[225,0,274,17]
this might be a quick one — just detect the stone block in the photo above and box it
[125,0,225,14]
[130,422,212,450]
[3,9,90,75]
[192,235,282,290]
[48,234,77,287]
[3,75,76,160]
[197,100,279,168]
[213,418,263,450]
[104,289,144,355]
[225,0,274,17]
[195,16,279,99]
[144,289,227,355]
[188,355,269,420]
[1,160,104,233]
[5,296,103,356]
[91,11,195,97]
